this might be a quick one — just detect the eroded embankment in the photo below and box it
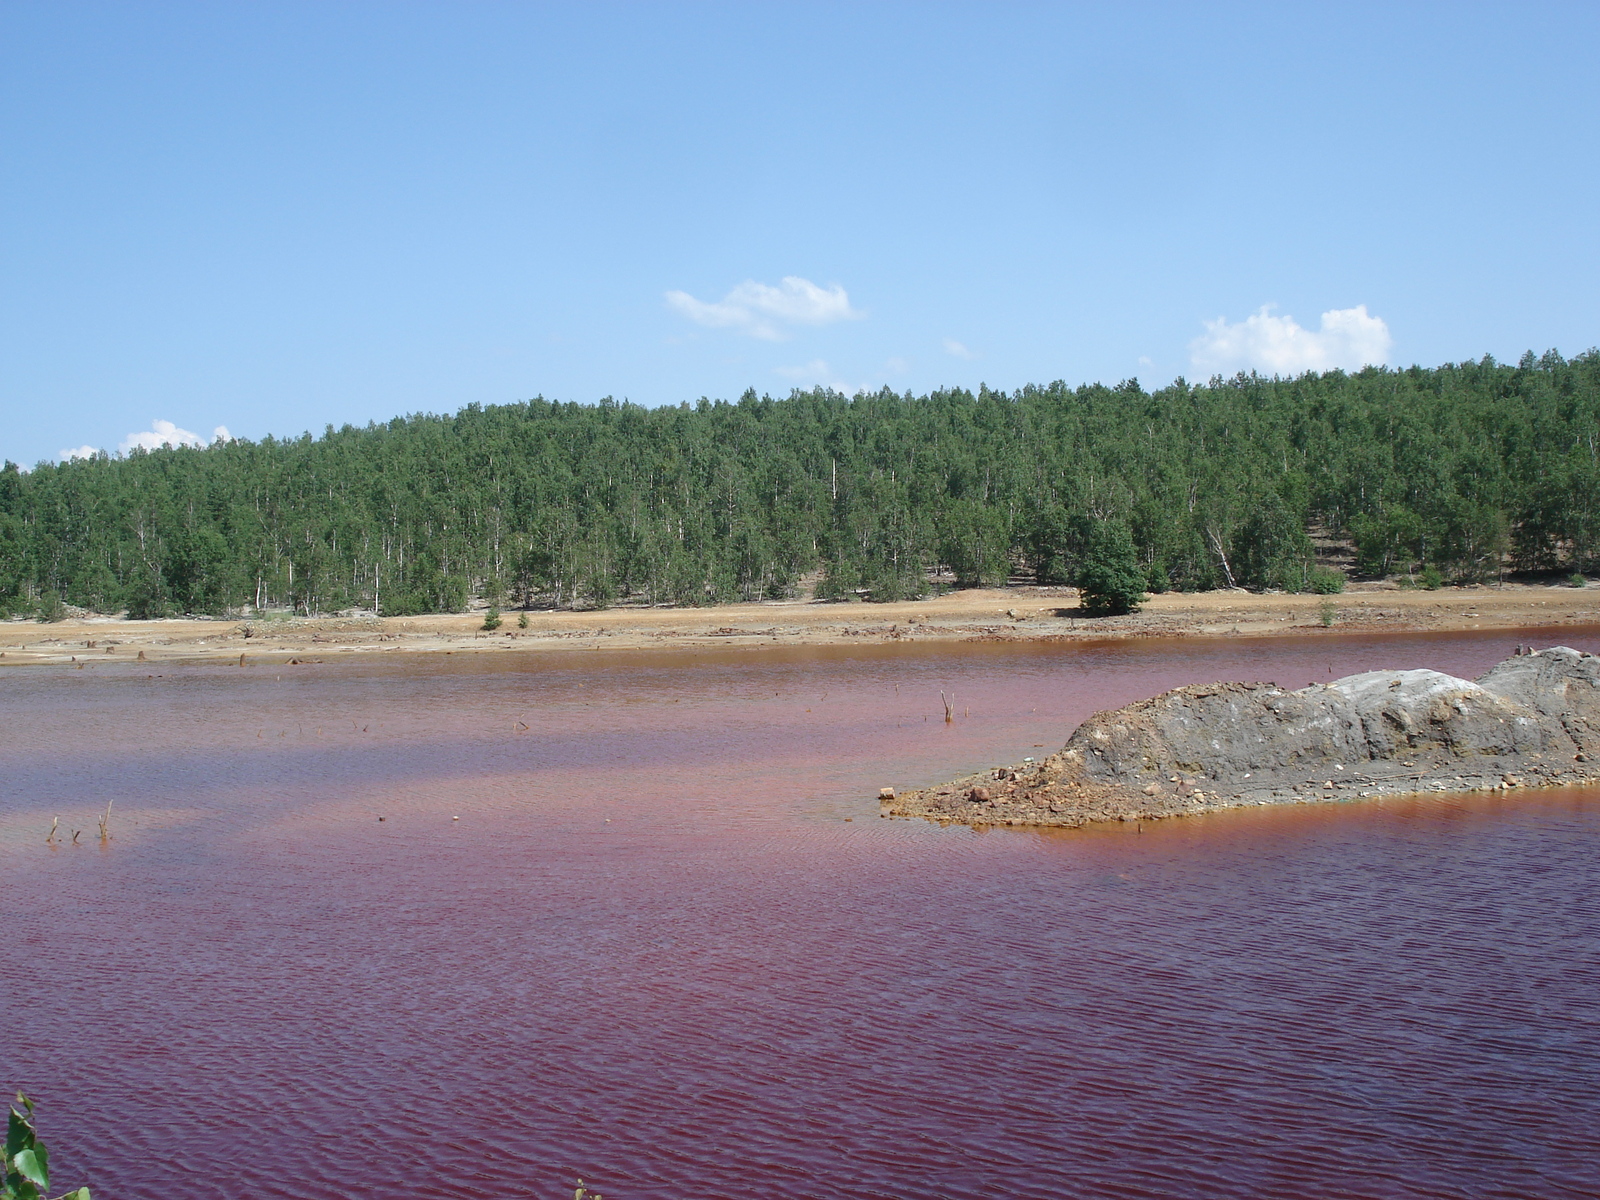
[883,646,1600,829]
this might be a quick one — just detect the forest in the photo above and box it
[2,349,1596,618]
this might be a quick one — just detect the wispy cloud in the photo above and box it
[1189,305,1392,375]
[775,358,838,383]
[941,338,974,360]
[773,359,864,393]
[666,276,861,340]
[60,420,233,462]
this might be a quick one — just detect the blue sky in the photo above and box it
[3,2,1596,467]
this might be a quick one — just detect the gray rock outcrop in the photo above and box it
[883,647,1600,828]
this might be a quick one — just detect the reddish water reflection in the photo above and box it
[4,628,1599,1198]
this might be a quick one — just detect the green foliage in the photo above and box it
[481,606,502,631]
[860,551,927,602]
[1077,521,1148,615]
[1026,504,1084,585]
[1319,600,1337,627]
[937,499,1009,587]
[1232,491,1314,591]
[0,352,1595,616]
[517,609,529,628]
[33,592,66,623]
[123,573,170,621]
[1307,566,1345,594]
[5,1094,89,1200]
[1439,502,1509,584]
[1420,565,1445,590]
[1570,573,1587,588]
[1352,504,1426,578]
[378,591,431,617]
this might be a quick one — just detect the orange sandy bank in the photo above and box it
[3,581,1598,667]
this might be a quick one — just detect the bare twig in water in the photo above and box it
[46,817,58,844]
[98,799,113,841]
[941,691,954,723]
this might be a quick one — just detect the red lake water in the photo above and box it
[4,627,1599,1199]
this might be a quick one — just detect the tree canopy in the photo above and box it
[3,350,1595,618]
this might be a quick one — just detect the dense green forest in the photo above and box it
[2,350,1596,618]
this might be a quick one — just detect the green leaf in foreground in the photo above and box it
[5,1095,88,1200]
[10,1147,46,1189]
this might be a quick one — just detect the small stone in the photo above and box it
[1501,775,1522,788]
[1142,782,1162,796]
[968,786,992,803]
[879,786,896,800]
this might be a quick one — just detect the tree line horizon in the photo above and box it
[2,349,1596,619]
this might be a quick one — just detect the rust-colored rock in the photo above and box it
[883,647,1600,829]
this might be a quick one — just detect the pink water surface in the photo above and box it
[4,627,1599,1199]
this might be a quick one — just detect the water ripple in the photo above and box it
[3,631,1599,1198]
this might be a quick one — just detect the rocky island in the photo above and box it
[883,646,1600,829]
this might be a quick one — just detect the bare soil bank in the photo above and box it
[4,581,1599,667]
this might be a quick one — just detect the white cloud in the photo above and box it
[59,445,101,462]
[941,338,974,360]
[1189,305,1392,375]
[666,276,861,340]
[120,419,204,454]
[118,420,232,456]
[774,359,863,393]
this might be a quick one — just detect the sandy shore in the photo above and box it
[3,581,1599,668]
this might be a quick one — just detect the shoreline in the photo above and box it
[882,730,1600,833]
[886,768,1600,833]
[3,580,1599,667]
